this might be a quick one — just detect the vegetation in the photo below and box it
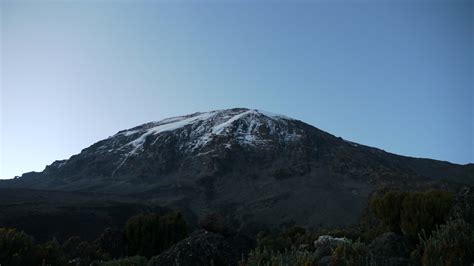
[0,228,35,266]
[35,239,68,265]
[244,189,470,266]
[400,190,453,238]
[100,255,147,266]
[371,189,453,238]
[370,191,406,233]
[0,211,186,266]
[239,246,318,266]
[331,240,368,266]
[415,219,474,266]
[0,189,472,266]
[124,212,188,258]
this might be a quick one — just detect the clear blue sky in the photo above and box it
[1,0,472,179]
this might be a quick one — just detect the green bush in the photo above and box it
[62,236,108,265]
[256,231,293,253]
[256,227,319,253]
[331,240,368,266]
[240,246,318,266]
[34,239,67,266]
[101,255,147,266]
[95,228,127,259]
[0,228,35,266]
[371,190,453,239]
[416,219,474,266]
[400,190,453,238]
[124,212,187,258]
[371,191,406,233]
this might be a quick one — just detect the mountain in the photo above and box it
[1,108,473,233]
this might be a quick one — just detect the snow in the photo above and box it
[115,108,301,159]
[123,111,217,155]
[212,109,253,134]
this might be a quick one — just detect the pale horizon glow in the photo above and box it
[1,0,473,179]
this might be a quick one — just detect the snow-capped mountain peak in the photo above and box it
[113,108,300,155]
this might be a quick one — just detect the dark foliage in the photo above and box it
[371,189,453,239]
[95,228,127,259]
[400,190,453,238]
[124,212,188,258]
[34,239,68,266]
[371,191,407,233]
[0,228,35,266]
[415,219,474,266]
[148,230,236,266]
[198,212,236,236]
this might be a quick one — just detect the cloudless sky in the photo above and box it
[1,0,473,179]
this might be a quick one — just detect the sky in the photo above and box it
[0,0,472,179]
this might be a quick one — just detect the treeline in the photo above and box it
[0,212,187,266]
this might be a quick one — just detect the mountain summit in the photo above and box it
[3,108,473,231]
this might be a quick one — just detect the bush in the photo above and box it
[101,255,147,266]
[240,246,318,266]
[416,219,474,266]
[124,212,187,258]
[198,212,236,236]
[95,228,127,259]
[0,228,35,266]
[371,190,453,239]
[255,226,313,253]
[256,231,292,253]
[331,240,368,266]
[61,236,106,266]
[400,190,453,238]
[34,239,67,266]
[371,191,406,233]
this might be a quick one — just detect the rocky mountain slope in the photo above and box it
[1,108,472,233]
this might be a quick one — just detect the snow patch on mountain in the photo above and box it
[104,108,301,175]
[118,109,295,154]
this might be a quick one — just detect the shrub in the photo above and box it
[256,231,292,253]
[416,219,474,266]
[400,190,453,238]
[331,240,368,266]
[240,246,318,266]
[95,228,127,259]
[101,255,147,266]
[0,228,35,266]
[371,189,453,239]
[124,212,187,258]
[371,191,406,233]
[34,239,67,266]
[62,236,82,260]
[198,212,236,236]
[77,240,107,265]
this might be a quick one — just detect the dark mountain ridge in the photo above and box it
[1,108,472,235]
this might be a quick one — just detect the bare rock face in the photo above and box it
[2,108,473,233]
